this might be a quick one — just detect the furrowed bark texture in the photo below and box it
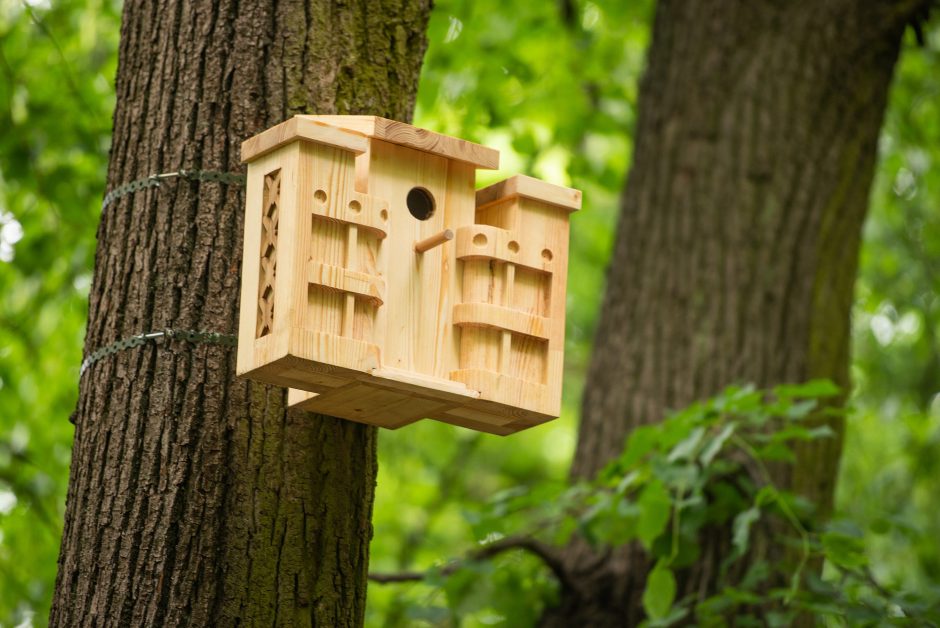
[51,1,431,626]
[543,1,926,625]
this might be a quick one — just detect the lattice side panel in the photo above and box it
[256,169,280,337]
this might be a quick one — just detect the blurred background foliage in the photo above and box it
[0,0,936,625]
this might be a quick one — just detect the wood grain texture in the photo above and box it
[51,0,433,626]
[238,121,579,434]
[311,115,499,169]
[240,117,370,162]
[476,174,582,211]
[537,1,925,625]
[414,228,454,253]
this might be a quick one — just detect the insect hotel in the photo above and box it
[237,116,581,435]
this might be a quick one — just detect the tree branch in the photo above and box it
[369,534,574,591]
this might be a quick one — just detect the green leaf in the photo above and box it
[667,426,706,462]
[642,561,677,620]
[615,470,640,496]
[773,379,840,399]
[822,530,868,570]
[732,507,760,556]
[785,399,818,419]
[637,479,672,549]
[620,425,660,469]
[754,486,778,508]
[700,424,735,466]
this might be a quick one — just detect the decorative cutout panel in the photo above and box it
[256,169,280,338]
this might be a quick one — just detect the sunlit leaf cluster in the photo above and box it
[389,384,940,626]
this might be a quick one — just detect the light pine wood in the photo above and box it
[414,229,454,253]
[237,117,579,434]
[475,173,581,212]
[240,116,370,162]
[304,115,500,169]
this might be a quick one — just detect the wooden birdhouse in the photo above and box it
[237,116,581,435]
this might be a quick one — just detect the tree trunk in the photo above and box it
[50,1,431,626]
[543,1,926,624]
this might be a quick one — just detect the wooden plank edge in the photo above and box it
[476,174,582,212]
[301,115,500,170]
[241,117,371,163]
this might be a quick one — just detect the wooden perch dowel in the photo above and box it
[414,228,454,253]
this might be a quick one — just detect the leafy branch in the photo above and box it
[369,534,571,590]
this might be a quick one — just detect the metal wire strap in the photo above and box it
[101,169,246,210]
[80,329,238,376]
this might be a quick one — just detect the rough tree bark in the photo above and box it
[51,1,431,626]
[542,1,930,625]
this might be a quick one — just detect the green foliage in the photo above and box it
[365,7,940,626]
[395,385,940,625]
[0,0,938,626]
[844,23,940,601]
[0,0,120,624]
[643,561,677,621]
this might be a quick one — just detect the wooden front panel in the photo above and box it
[365,141,475,379]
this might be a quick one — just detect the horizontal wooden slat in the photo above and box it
[307,261,385,305]
[452,302,550,340]
[454,225,553,273]
[287,329,381,375]
[311,190,389,238]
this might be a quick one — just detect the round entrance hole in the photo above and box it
[406,187,435,221]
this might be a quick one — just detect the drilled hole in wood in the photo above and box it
[508,240,520,253]
[541,248,553,261]
[314,189,327,203]
[406,187,435,221]
[348,200,361,214]
[380,209,388,221]
[473,233,488,247]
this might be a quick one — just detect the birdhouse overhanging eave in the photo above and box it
[240,115,500,170]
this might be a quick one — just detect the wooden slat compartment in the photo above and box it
[237,117,580,435]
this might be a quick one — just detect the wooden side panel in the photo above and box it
[512,267,549,317]
[461,259,500,305]
[303,216,346,338]
[510,334,547,385]
[288,142,386,374]
[237,144,302,378]
[441,161,478,377]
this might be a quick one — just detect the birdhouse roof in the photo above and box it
[476,175,582,212]
[241,115,500,169]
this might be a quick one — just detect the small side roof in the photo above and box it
[476,175,582,212]
[241,115,500,170]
